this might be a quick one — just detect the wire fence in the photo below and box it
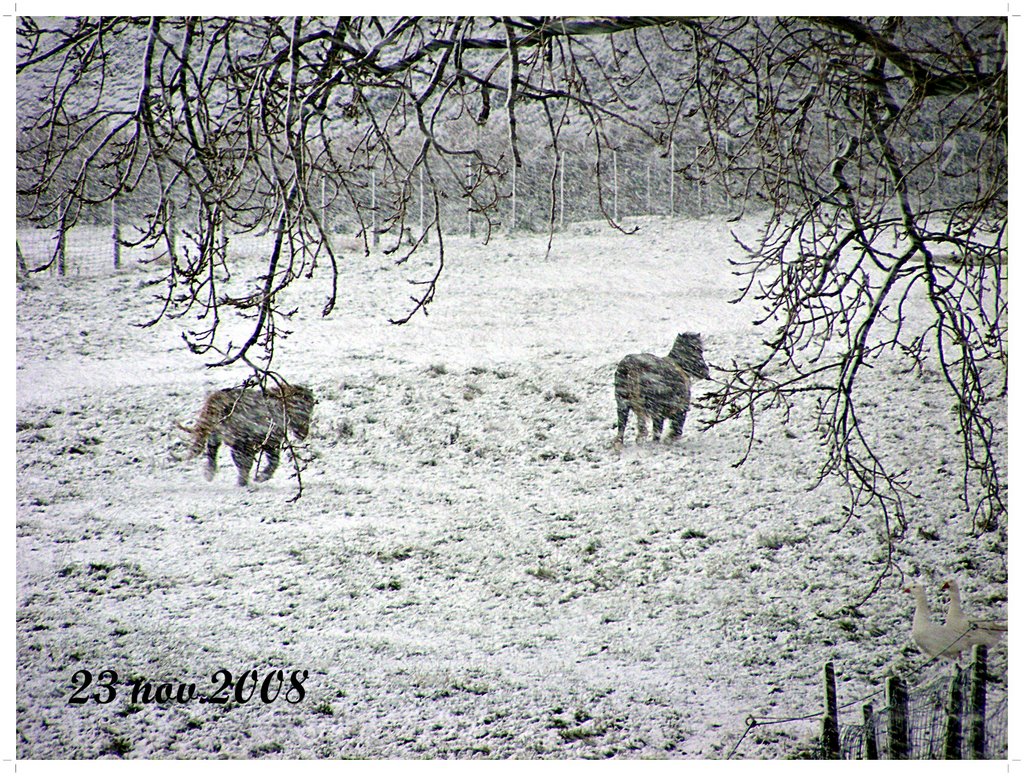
[16,143,737,281]
[18,225,132,278]
[730,645,1008,761]
[16,127,985,282]
[837,670,1007,760]
[16,223,283,279]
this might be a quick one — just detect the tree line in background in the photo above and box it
[16,17,1007,555]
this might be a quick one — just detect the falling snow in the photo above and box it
[16,216,1007,759]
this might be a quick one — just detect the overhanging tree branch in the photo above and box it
[17,16,1006,533]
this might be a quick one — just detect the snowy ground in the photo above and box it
[16,216,1007,759]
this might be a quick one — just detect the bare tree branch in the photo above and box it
[18,16,1005,534]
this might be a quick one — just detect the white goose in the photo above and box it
[905,584,975,660]
[941,579,1006,650]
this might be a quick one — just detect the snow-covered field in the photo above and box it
[16,216,1007,759]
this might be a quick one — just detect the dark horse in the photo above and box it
[614,332,710,448]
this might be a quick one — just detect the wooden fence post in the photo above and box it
[419,166,424,239]
[57,228,66,276]
[16,240,28,279]
[967,644,988,759]
[371,171,380,247]
[111,200,121,270]
[669,141,675,217]
[321,175,327,233]
[862,703,878,760]
[821,662,840,758]
[944,664,963,759]
[419,166,428,244]
[887,676,909,760]
[167,202,177,262]
[558,154,565,228]
[220,219,229,265]
[506,159,513,234]
[612,150,619,222]
[646,161,651,216]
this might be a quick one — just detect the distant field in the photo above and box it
[16,216,1007,759]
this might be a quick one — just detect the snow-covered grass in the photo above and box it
[16,216,1007,759]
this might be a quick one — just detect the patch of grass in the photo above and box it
[679,528,708,540]
[376,547,414,562]
[558,724,605,742]
[526,566,558,582]
[549,708,602,741]
[373,577,403,591]
[451,679,489,696]
[756,532,808,551]
[250,741,284,757]
[104,735,134,757]
[546,387,579,404]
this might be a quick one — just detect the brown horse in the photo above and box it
[180,383,315,486]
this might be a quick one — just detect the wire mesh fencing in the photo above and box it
[837,671,1007,760]
[823,645,1007,761]
[19,225,123,277]
[16,142,740,283]
[732,646,1008,760]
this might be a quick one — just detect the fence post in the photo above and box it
[419,166,424,238]
[944,664,963,759]
[167,202,177,262]
[646,160,651,216]
[559,154,565,228]
[507,159,514,234]
[967,644,988,759]
[220,218,229,266]
[321,176,327,234]
[695,145,703,215]
[886,676,909,760]
[821,662,840,759]
[111,200,121,270]
[612,150,619,222]
[669,141,675,217]
[862,703,877,760]
[17,240,28,279]
[371,171,380,247]
[57,228,66,276]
